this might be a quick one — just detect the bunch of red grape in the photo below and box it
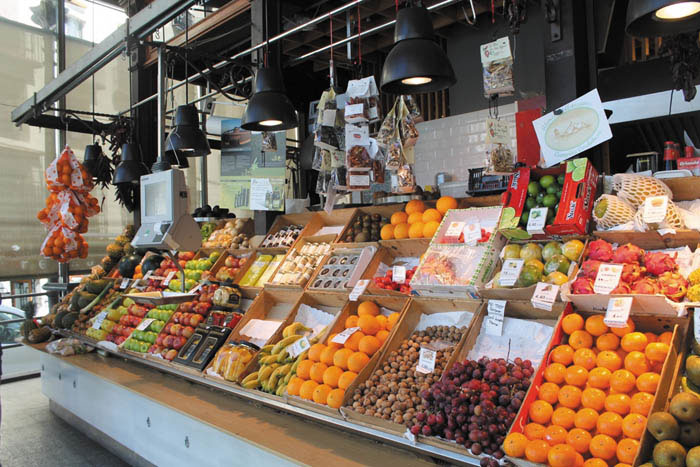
[411,356,534,462]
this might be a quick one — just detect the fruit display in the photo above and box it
[341,212,391,243]
[507,312,671,466]
[123,323,164,354]
[87,298,148,345]
[239,254,285,287]
[372,266,417,294]
[378,197,457,241]
[259,225,303,248]
[214,253,249,282]
[519,174,565,228]
[167,251,220,292]
[269,242,331,286]
[202,218,251,248]
[411,244,489,288]
[310,250,369,291]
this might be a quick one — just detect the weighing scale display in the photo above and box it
[145,181,169,218]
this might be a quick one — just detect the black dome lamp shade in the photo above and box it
[626,0,700,36]
[380,6,456,94]
[164,104,211,158]
[113,143,146,184]
[241,67,298,131]
[82,143,101,175]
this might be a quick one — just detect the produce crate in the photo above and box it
[340,297,483,435]
[265,234,336,290]
[303,208,358,241]
[430,207,502,246]
[307,245,378,293]
[257,212,316,253]
[336,204,405,246]
[506,306,686,467]
[207,249,255,284]
[593,230,700,251]
[201,217,255,250]
[361,242,425,297]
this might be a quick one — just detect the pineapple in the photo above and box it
[114,235,129,246]
[689,268,700,286]
[687,284,700,302]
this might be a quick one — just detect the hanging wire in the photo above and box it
[91,0,96,143]
[357,3,362,67]
[329,13,334,87]
[185,10,189,103]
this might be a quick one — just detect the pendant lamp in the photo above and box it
[380,6,456,94]
[82,143,101,175]
[164,104,211,158]
[241,67,298,131]
[113,143,146,184]
[627,0,700,36]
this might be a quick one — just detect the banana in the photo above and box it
[260,344,275,353]
[258,365,273,383]
[242,372,258,385]
[271,335,303,354]
[242,379,259,389]
[283,322,311,338]
[276,383,286,397]
[267,373,280,391]
[259,354,278,365]
[283,371,292,385]
[682,376,700,397]
[276,350,289,363]
[277,363,292,377]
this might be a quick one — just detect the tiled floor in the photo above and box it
[1,378,129,467]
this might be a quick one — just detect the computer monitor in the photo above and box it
[140,170,188,224]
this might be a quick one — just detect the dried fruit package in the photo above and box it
[481,37,514,97]
[592,194,636,229]
[391,164,415,194]
[612,173,673,208]
[398,97,419,148]
[45,146,94,193]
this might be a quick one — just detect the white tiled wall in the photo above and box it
[413,103,518,187]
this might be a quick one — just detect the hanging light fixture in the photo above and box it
[627,0,700,36]
[82,143,101,175]
[113,143,146,184]
[380,6,456,94]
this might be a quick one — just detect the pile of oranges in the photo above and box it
[503,313,671,467]
[287,300,401,408]
[380,196,457,240]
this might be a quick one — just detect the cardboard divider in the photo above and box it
[360,243,425,296]
[335,204,405,246]
[379,238,431,254]
[265,234,336,290]
[340,297,484,435]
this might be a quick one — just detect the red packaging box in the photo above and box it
[677,157,700,175]
[545,158,598,236]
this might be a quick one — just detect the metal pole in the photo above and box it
[199,84,208,207]
[57,0,69,296]
[157,46,166,163]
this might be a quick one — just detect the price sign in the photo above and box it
[642,196,668,224]
[322,109,336,126]
[393,266,406,284]
[92,311,108,330]
[526,207,548,235]
[463,222,481,245]
[286,336,310,358]
[163,271,176,287]
[143,270,153,281]
[593,264,623,294]
[416,347,437,374]
[694,311,700,345]
[135,318,154,332]
[604,297,633,328]
[485,300,506,336]
[404,429,417,444]
[499,259,524,287]
[445,221,466,238]
[188,283,203,294]
[349,279,370,301]
[531,282,560,311]
[119,278,131,290]
[332,327,361,344]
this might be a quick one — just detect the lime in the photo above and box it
[527,181,541,196]
[546,185,559,194]
[520,211,529,225]
[543,194,558,207]
[539,175,555,189]
[572,166,586,182]
[536,192,545,202]
[499,207,517,229]
[557,189,563,197]
[525,197,537,210]
[557,174,566,185]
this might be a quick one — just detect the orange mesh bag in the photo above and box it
[45,146,94,193]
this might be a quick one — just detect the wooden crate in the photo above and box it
[335,204,405,246]
[594,229,700,251]
[307,245,378,294]
[257,212,317,254]
[206,249,256,284]
[360,242,425,297]
[265,234,336,291]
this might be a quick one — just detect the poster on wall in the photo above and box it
[220,118,286,211]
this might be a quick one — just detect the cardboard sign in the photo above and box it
[485,300,506,336]
[135,318,154,332]
[642,196,668,224]
[349,279,370,301]
[604,297,633,328]
[332,327,361,344]
[162,270,176,287]
[531,282,559,311]
[92,311,108,330]
[286,336,310,358]
[393,266,407,284]
[416,347,437,374]
[593,264,623,294]
[463,222,481,245]
[119,278,131,290]
[480,37,511,64]
[486,118,510,145]
[499,259,524,287]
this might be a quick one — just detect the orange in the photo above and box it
[312,383,332,404]
[597,411,623,437]
[610,369,637,393]
[422,221,440,239]
[548,443,578,467]
[562,313,585,335]
[610,318,635,337]
[320,346,337,366]
[358,335,381,356]
[581,387,606,411]
[308,343,327,362]
[422,208,442,223]
[358,301,380,317]
[503,433,529,457]
[558,385,583,409]
[309,362,328,383]
[376,329,390,344]
[407,212,423,225]
[286,376,304,396]
[622,413,647,439]
[644,332,658,343]
[390,211,408,225]
[658,331,673,345]
[375,315,388,330]
[636,372,659,393]
[552,407,576,429]
[405,199,425,215]
[333,348,353,370]
[393,223,409,239]
[616,438,639,464]
[589,434,617,461]
[538,382,560,404]
[544,425,568,446]
[299,380,319,400]
[574,348,597,370]
[524,422,546,440]
[621,332,648,352]
[296,360,313,380]
[529,400,554,424]
[596,333,620,351]
[344,331,365,351]
[551,345,575,365]
[574,408,599,431]
[357,315,380,336]
[322,366,344,388]
[597,350,623,371]
[566,428,592,454]
[651,360,665,373]
[544,363,567,384]
[327,388,345,408]
[630,391,654,416]
[345,315,359,328]
[605,393,631,415]
[436,196,457,214]
[408,222,425,238]
[326,334,342,349]
[565,365,589,387]
[575,453,585,467]
[380,224,395,240]
[625,351,650,376]
[584,459,609,467]
[645,342,669,362]
[569,330,594,350]
[338,371,357,390]
[525,439,550,463]
[585,315,609,337]
[347,351,370,372]
[616,348,629,362]
[386,312,400,330]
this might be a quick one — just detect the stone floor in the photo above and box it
[0,378,129,467]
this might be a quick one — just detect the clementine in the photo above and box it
[589,434,617,460]
[597,350,623,371]
[408,222,425,238]
[320,346,337,366]
[422,208,442,223]
[337,371,357,390]
[538,382,560,404]
[309,362,328,383]
[327,388,345,408]
[573,348,597,370]
[551,345,575,365]
[562,313,585,335]
[544,363,567,384]
[645,342,669,362]
[565,365,589,387]
[558,385,583,409]
[621,332,648,352]
[358,335,381,356]
[322,366,344,388]
[308,343,327,362]
[625,351,650,376]
[423,221,441,239]
[407,212,423,225]
[376,329,390,343]
[574,408,599,431]
[529,400,554,424]
[333,348,353,370]
[610,369,637,393]
[357,301,380,317]
[585,315,609,337]
[622,413,647,439]
[299,380,319,400]
[630,391,654,416]
[296,359,313,380]
[345,315,359,328]
[616,438,639,464]
[581,387,606,411]
[380,224,395,240]
[596,333,620,351]
[605,393,631,415]
[286,376,305,396]
[566,428,592,454]
[524,422,546,440]
[390,211,408,225]
[405,199,425,215]
[569,330,594,349]
[525,439,550,463]
[344,331,366,351]
[544,425,569,446]
[636,372,660,393]
[358,315,380,336]
[548,443,578,467]
[435,196,457,214]
[393,223,409,239]
[347,351,370,372]
[503,433,529,457]
[552,407,576,429]
[597,411,623,437]
[610,318,635,337]
[312,383,332,404]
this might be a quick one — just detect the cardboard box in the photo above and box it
[547,158,598,236]
[266,234,336,290]
[593,229,700,251]
[307,245,377,293]
[431,207,502,246]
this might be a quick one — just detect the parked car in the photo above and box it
[0,305,25,345]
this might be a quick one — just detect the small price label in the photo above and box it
[119,278,131,290]
[322,109,336,126]
[404,429,417,444]
[605,297,633,328]
[332,327,361,344]
[189,283,203,294]
[92,311,108,330]
[526,207,548,235]
[286,336,310,358]
[375,262,390,278]
[416,347,437,374]
[499,259,524,287]
[463,222,481,245]
[593,264,623,294]
[162,270,176,287]
[135,318,154,332]
[445,221,466,238]
[143,270,153,281]
[694,311,700,345]
[349,279,370,301]
[485,300,506,336]
[393,266,407,284]
[531,282,560,311]
[485,118,510,145]
[642,195,668,224]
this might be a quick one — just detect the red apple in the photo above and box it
[163,335,174,347]
[165,349,178,361]
[172,336,186,350]
[115,335,127,345]
[182,326,194,338]
[189,314,202,327]
[178,260,187,269]
[156,334,164,346]
[170,324,182,336]
[172,312,182,324]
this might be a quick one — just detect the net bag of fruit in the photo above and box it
[633,199,685,230]
[612,173,672,208]
[40,225,87,262]
[592,194,636,229]
[45,146,94,193]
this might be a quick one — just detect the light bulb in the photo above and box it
[259,119,283,127]
[655,2,700,20]
[401,76,433,85]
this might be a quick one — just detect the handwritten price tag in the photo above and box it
[604,297,633,328]
[531,282,559,311]
[485,300,506,336]
[416,347,437,374]
[643,196,668,224]
[393,266,406,284]
[499,259,524,287]
[332,327,361,344]
[349,279,370,301]
[92,311,108,330]
[119,278,131,290]
[593,264,623,294]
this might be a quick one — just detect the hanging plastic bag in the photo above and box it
[403,94,421,120]
[480,37,514,97]
[486,143,515,173]
[385,140,405,171]
[370,142,386,184]
[392,165,416,194]
[398,97,419,148]
[376,99,398,148]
